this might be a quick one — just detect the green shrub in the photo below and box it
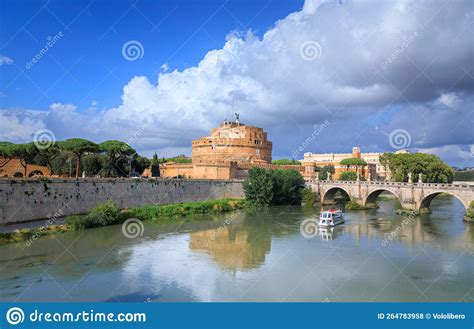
[87,199,120,226]
[243,167,274,207]
[302,187,315,206]
[66,215,87,230]
[66,199,121,230]
[466,201,474,219]
[345,200,364,210]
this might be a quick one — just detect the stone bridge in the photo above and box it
[306,180,474,213]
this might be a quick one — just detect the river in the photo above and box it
[0,196,472,302]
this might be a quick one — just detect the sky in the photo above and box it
[0,0,473,167]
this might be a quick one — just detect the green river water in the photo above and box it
[0,196,472,302]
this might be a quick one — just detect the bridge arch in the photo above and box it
[364,188,402,208]
[28,170,44,177]
[321,186,352,205]
[418,191,469,213]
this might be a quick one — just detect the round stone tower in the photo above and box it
[191,119,272,164]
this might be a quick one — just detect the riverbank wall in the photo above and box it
[0,178,244,225]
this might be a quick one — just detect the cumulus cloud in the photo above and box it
[1,0,473,165]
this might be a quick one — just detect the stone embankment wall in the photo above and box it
[0,178,244,225]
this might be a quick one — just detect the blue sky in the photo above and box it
[1,0,302,110]
[1,0,473,167]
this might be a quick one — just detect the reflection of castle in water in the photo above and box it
[189,214,272,271]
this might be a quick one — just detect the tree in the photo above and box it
[302,187,315,206]
[0,141,14,166]
[340,157,367,172]
[50,152,75,177]
[81,154,103,177]
[339,171,358,181]
[454,170,474,181]
[380,152,454,183]
[33,142,61,175]
[3,143,38,176]
[158,155,192,164]
[319,165,335,180]
[99,140,136,177]
[243,167,274,206]
[271,169,305,205]
[243,167,305,206]
[151,153,160,177]
[272,159,302,165]
[131,154,151,175]
[59,139,99,178]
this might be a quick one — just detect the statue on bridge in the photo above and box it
[408,172,413,183]
[418,173,423,183]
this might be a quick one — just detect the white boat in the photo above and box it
[318,209,344,227]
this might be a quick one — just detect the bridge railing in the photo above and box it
[306,180,474,190]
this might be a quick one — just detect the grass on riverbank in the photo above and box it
[465,201,474,220]
[344,200,367,210]
[0,198,247,246]
[0,225,69,246]
[126,199,246,222]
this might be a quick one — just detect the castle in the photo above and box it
[146,117,318,180]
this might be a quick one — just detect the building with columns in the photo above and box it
[303,147,409,180]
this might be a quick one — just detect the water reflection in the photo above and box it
[189,226,271,271]
[0,196,472,302]
[317,227,344,241]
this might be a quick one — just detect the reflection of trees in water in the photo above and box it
[345,199,473,252]
[3,198,472,287]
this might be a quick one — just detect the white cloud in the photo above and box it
[0,55,13,65]
[437,92,460,109]
[0,0,473,166]
[416,144,474,169]
[49,103,77,112]
[0,110,46,141]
